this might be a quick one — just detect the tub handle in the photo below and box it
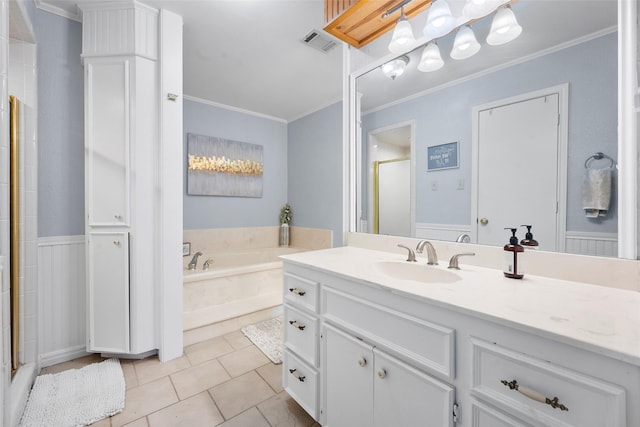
[289,320,306,331]
[288,288,306,296]
[289,369,305,382]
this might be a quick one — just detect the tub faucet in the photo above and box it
[416,240,438,265]
[188,252,203,270]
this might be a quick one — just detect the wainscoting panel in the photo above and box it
[565,232,618,258]
[37,236,88,367]
[415,223,471,242]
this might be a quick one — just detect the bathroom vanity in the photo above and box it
[281,246,640,426]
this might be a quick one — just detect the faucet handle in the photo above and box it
[448,252,475,269]
[203,259,213,270]
[397,244,417,262]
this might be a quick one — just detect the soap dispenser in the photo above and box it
[503,227,524,279]
[520,225,539,248]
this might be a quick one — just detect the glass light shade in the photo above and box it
[381,56,409,80]
[388,17,417,54]
[418,43,444,72]
[424,0,456,39]
[450,26,481,60]
[487,5,522,45]
[462,0,499,19]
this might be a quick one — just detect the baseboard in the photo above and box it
[39,345,90,368]
[10,363,37,426]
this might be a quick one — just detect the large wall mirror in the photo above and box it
[352,0,630,258]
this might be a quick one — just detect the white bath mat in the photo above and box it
[241,317,283,364]
[19,358,125,427]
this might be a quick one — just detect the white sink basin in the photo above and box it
[374,261,462,284]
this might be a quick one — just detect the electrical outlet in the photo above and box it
[457,179,465,190]
[431,181,438,191]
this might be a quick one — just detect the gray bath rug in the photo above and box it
[19,358,125,427]
[241,316,283,364]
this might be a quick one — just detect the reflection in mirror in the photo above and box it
[355,0,619,257]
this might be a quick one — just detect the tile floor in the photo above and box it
[40,329,319,427]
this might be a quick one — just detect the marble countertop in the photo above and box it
[281,246,640,366]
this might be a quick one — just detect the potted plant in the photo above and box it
[279,203,292,247]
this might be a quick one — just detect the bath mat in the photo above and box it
[19,358,125,427]
[241,317,283,364]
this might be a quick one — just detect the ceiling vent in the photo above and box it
[302,29,338,53]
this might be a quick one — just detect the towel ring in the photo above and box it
[584,152,615,169]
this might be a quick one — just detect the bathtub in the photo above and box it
[183,247,304,331]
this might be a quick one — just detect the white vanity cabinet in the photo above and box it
[282,248,640,427]
[282,270,321,420]
[324,324,455,427]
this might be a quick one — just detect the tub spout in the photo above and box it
[188,252,203,270]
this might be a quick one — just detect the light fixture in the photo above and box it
[388,7,417,54]
[450,25,481,60]
[462,0,499,20]
[381,56,410,80]
[418,42,444,72]
[424,0,456,39]
[487,5,522,45]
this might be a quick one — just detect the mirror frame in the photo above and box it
[343,0,638,259]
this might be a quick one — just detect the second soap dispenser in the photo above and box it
[504,227,524,279]
[520,225,539,248]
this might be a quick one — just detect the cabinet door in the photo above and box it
[85,59,130,227]
[87,232,130,353]
[325,324,374,427]
[373,348,455,427]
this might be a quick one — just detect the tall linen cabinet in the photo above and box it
[81,1,184,359]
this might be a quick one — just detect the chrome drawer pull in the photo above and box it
[289,369,305,382]
[501,380,569,411]
[288,288,306,296]
[288,320,306,331]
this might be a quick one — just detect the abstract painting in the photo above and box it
[187,133,264,197]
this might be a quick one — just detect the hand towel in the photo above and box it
[582,167,611,218]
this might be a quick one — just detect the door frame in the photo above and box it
[471,84,569,251]
[367,120,416,236]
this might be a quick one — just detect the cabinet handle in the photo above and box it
[358,358,367,367]
[114,214,122,219]
[501,380,569,411]
[113,240,120,246]
[377,369,387,379]
[289,369,305,382]
[288,288,306,296]
[288,320,306,331]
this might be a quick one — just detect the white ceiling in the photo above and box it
[33,0,617,121]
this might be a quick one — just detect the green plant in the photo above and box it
[280,203,292,225]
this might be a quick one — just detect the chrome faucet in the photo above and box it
[397,244,417,262]
[203,258,212,270]
[416,240,438,265]
[448,252,475,269]
[188,251,203,270]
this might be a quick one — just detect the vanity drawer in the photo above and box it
[283,349,319,421]
[284,305,318,367]
[284,272,319,313]
[322,286,455,380]
[470,337,627,427]
[471,399,534,427]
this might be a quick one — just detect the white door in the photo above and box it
[373,348,455,427]
[476,94,560,250]
[324,324,374,427]
[378,159,411,236]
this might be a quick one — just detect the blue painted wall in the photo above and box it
[29,4,85,237]
[288,102,344,247]
[183,100,289,229]
[362,33,617,233]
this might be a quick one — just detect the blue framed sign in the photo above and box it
[427,141,459,171]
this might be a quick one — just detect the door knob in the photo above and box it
[479,218,489,225]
